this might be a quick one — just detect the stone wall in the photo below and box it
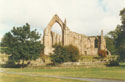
[51,31,62,45]
[42,14,108,56]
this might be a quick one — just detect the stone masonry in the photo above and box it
[42,14,109,55]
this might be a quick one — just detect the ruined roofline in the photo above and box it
[44,14,70,31]
[46,14,103,38]
[43,15,109,56]
[53,14,70,30]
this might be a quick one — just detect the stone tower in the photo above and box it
[100,30,106,50]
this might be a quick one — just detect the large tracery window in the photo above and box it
[51,23,62,46]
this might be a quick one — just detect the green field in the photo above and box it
[0,53,125,81]
[1,66,125,81]
[0,73,87,82]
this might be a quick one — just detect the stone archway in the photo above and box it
[43,14,67,55]
[43,14,109,56]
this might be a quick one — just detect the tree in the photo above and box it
[1,23,43,67]
[107,8,125,61]
[50,44,67,65]
[106,24,124,55]
[117,8,125,61]
[50,44,80,65]
[105,36,117,54]
[108,25,122,40]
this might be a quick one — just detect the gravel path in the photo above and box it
[0,70,125,82]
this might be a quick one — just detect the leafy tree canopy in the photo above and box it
[106,8,125,61]
[118,8,125,61]
[1,23,44,66]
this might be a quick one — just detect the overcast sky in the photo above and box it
[0,0,125,41]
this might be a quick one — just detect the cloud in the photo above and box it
[0,0,125,40]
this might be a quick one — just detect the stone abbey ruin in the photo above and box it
[42,14,109,56]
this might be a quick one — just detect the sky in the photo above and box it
[0,0,125,41]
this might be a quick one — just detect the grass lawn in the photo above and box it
[0,73,87,82]
[1,66,125,80]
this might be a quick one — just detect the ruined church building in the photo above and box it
[42,14,109,55]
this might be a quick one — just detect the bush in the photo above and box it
[107,60,119,66]
[98,50,107,58]
[50,44,80,65]
[65,45,80,62]
[107,56,120,66]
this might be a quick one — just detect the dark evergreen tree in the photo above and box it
[106,8,125,61]
[1,23,44,67]
[118,8,125,61]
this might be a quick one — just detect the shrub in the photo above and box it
[50,44,80,65]
[98,50,107,58]
[107,60,119,66]
[65,45,80,62]
[107,56,120,66]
